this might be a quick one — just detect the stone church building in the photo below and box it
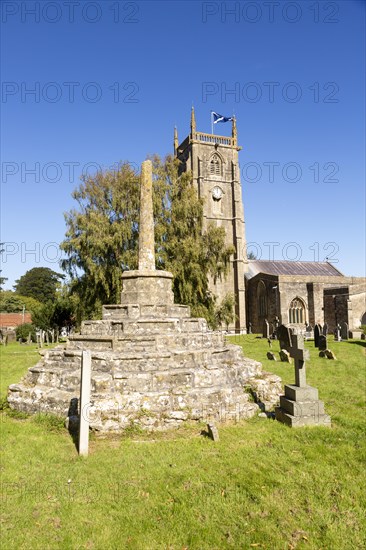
[174,109,366,333]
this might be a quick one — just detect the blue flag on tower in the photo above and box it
[211,111,233,124]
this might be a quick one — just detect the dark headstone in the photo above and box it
[318,335,327,351]
[340,322,348,340]
[262,319,270,339]
[267,351,276,361]
[325,349,337,360]
[279,349,291,363]
[314,324,322,347]
[277,324,292,352]
[322,323,328,336]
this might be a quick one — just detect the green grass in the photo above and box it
[1,337,365,549]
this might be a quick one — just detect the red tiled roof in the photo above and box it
[0,312,32,328]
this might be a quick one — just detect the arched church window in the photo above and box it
[257,281,267,318]
[210,154,221,175]
[288,298,306,324]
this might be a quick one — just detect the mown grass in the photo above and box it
[0,337,365,549]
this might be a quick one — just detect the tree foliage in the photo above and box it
[0,291,42,313]
[15,323,36,342]
[14,267,64,303]
[61,156,235,325]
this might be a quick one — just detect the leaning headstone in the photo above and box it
[262,319,270,339]
[340,322,348,340]
[275,330,331,427]
[325,349,337,360]
[322,323,328,336]
[279,349,291,363]
[267,351,276,361]
[318,335,327,351]
[319,350,326,358]
[314,324,322,348]
[207,423,219,442]
[26,332,32,345]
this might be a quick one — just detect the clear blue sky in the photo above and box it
[1,0,365,288]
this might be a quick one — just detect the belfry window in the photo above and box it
[210,154,221,175]
[288,298,305,324]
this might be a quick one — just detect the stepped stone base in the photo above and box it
[8,271,282,433]
[275,384,331,427]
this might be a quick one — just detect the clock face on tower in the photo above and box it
[212,186,223,200]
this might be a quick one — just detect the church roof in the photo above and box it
[246,260,344,279]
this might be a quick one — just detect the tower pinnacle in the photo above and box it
[190,106,196,134]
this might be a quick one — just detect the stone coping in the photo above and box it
[121,270,173,280]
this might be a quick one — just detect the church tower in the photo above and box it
[174,108,248,332]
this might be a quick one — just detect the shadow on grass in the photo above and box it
[67,397,80,451]
[345,340,366,348]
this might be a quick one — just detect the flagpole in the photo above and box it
[211,111,214,135]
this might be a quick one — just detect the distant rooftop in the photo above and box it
[246,260,344,279]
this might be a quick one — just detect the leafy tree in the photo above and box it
[14,267,64,304]
[15,323,36,342]
[61,156,235,326]
[247,251,257,260]
[214,293,236,331]
[0,291,42,313]
[31,296,76,332]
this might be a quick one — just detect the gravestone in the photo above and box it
[325,349,337,360]
[334,324,341,342]
[322,323,328,336]
[275,325,331,427]
[340,322,348,340]
[314,324,322,348]
[318,335,327,351]
[267,351,276,361]
[279,349,291,363]
[207,423,219,442]
[263,319,270,339]
[248,322,252,334]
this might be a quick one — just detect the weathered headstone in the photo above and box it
[278,324,292,350]
[340,322,348,340]
[275,328,331,427]
[334,324,341,342]
[263,319,270,339]
[325,349,337,360]
[207,423,219,441]
[322,323,328,336]
[314,324,322,348]
[267,351,276,361]
[318,335,327,351]
[279,349,291,363]
[248,322,252,334]
[79,350,92,456]
[26,332,32,345]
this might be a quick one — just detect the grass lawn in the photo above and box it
[0,337,365,550]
